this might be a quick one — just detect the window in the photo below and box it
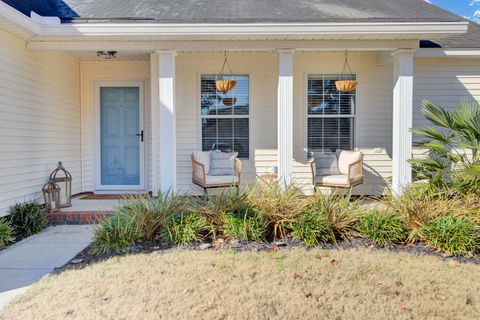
[307,74,356,155]
[200,75,249,158]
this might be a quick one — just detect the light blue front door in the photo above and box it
[100,87,141,186]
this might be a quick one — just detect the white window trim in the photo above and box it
[197,74,252,159]
[304,73,357,158]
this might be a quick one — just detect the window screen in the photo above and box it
[307,74,355,155]
[200,75,249,158]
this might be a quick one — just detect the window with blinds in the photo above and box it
[200,75,249,159]
[307,74,356,155]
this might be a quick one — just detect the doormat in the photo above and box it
[80,194,148,200]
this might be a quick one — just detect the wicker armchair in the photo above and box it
[192,151,242,194]
[310,149,364,191]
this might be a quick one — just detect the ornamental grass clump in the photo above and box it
[222,208,269,242]
[247,181,310,240]
[290,210,334,247]
[420,216,479,256]
[91,213,141,254]
[358,210,406,245]
[311,192,360,241]
[0,218,14,249]
[162,212,209,245]
[8,200,48,237]
[193,187,251,235]
[118,190,188,239]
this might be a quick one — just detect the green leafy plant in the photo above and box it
[193,187,251,233]
[410,99,480,194]
[0,218,14,249]
[290,210,334,246]
[247,181,310,239]
[8,201,48,237]
[311,192,360,241]
[358,210,406,245]
[118,190,187,239]
[162,212,209,245]
[91,213,141,254]
[420,216,479,256]
[222,208,269,242]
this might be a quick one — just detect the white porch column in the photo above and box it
[150,51,176,193]
[277,50,294,185]
[392,49,415,195]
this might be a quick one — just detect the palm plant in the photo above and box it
[410,99,480,193]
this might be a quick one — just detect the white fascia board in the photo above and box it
[40,21,468,37]
[0,1,42,37]
[416,48,480,58]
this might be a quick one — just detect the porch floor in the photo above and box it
[61,195,121,212]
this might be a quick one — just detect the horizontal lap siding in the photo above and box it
[0,29,80,216]
[293,53,393,196]
[413,58,480,159]
[175,53,278,194]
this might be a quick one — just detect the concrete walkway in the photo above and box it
[0,225,93,309]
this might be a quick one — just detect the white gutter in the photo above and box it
[416,48,480,58]
[42,21,469,37]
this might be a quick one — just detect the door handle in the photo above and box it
[136,130,144,142]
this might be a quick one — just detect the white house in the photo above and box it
[0,0,479,215]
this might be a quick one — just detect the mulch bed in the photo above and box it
[56,237,480,274]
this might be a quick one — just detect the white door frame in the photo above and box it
[94,80,146,191]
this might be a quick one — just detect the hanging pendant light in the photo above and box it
[335,51,357,92]
[215,51,237,93]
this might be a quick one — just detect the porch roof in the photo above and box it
[2,0,464,24]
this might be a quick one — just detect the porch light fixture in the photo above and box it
[42,180,60,212]
[335,51,357,92]
[96,51,117,59]
[49,161,72,208]
[215,51,237,93]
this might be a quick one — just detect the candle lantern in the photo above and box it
[42,180,60,212]
[49,161,72,208]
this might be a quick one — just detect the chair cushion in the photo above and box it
[315,175,349,186]
[205,175,239,185]
[336,150,363,175]
[313,152,340,176]
[192,151,211,175]
[209,150,238,176]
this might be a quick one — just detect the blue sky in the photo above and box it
[428,0,480,22]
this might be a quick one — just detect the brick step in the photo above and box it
[48,211,115,225]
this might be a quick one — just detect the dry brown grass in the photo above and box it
[2,248,480,320]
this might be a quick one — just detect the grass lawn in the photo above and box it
[1,248,480,320]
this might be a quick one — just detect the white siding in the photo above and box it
[0,28,81,216]
[412,58,480,160]
[80,61,151,192]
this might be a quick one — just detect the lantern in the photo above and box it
[335,51,357,92]
[42,180,60,212]
[215,51,237,93]
[49,161,72,208]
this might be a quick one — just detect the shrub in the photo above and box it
[290,211,334,247]
[384,185,479,243]
[421,216,479,256]
[410,99,480,193]
[247,181,310,239]
[222,208,269,242]
[91,213,141,254]
[358,210,406,245]
[162,212,209,245]
[117,190,187,239]
[311,192,360,241]
[8,201,48,237]
[194,187,251,233]
[0,218,14,249]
